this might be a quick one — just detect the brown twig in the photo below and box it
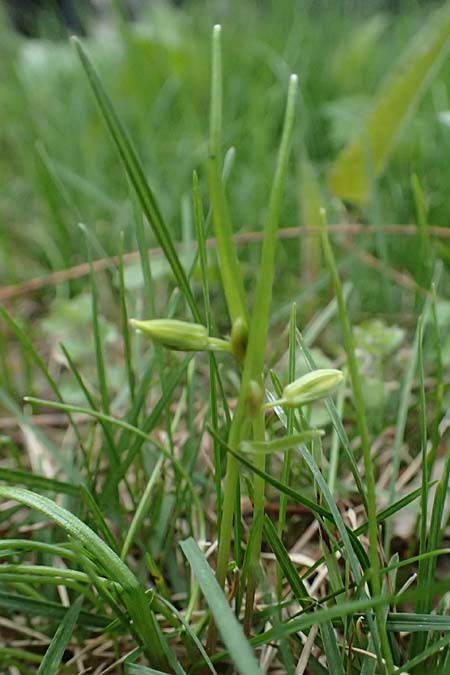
[0,223,445,301]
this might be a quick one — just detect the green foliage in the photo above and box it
[1,2,450,673]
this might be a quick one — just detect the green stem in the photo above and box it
[214,73,298,593]
[208,25,248,326]
[207,337,234,353]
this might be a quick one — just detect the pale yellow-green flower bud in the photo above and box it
[130,319,209,351]
[130,318,232,354]
[282,369,343,407]
[263,368,343,410]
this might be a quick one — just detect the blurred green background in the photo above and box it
[1,0,450,315]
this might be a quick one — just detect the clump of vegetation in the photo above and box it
[2,1,450,673]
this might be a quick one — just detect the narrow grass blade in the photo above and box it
[328,372,346,495]
[118,231,135,401]
[0,467,79,496]
[263,514,313,608]
[82,226,110,416]
[180,537,263,675]
[121,455,164,559]
[327,3,450,203]
[296,332,367,508]
[80,485,120,556]
[320,621,344,675]
[296,444,362,583]
[428,284,444,473]
[36,596,83,675]
[208,26,248,325]
[0,592,109,628]
[384,288,434,556]
[72,37,200,321]
[60,342,118,464]
[0,539,75,560]
[385,613,450,632]
[243,72,298,382]
[412,174,432,298]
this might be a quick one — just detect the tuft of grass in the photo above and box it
[1,5,450,674]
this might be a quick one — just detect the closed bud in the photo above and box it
[282,369,343,407]
[130,319,209,351]
[130,318,233,354]
[263,368,343,411]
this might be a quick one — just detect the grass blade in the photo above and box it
[296,332,367,508]
[320,620,345,675]
[0,591,109,628]
[121,455,164,559]
[72,37,200,322]
[36,596,83,675]
[263,514,313,608]
[180,537,263,675]
[0,467,79,496]
[208,25,248,325]
[118,230,135,402]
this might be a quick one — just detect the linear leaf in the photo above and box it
[327,4,450,203]
[180,537,263,675]
[72,38,200,321]
[37,597,83,675]
[0,467,79,496]
[320,621,345,675]
[0,591,109,628]
[263,514,313,607]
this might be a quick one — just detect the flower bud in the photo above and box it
[130,318,233,355]
[130,319,209,352]
[281,368,343,407]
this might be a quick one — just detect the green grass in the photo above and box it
[2,0,450,673]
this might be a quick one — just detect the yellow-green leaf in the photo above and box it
[327,4,450,204]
